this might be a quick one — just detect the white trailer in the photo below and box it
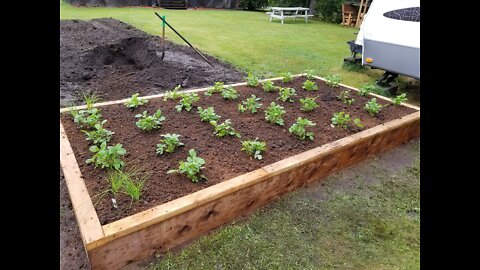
[347,0,420,88]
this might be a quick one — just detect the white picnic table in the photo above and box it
[267,7,314,24]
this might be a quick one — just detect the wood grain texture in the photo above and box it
[60,122,104,250]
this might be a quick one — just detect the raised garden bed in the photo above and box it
[60,74,420,269]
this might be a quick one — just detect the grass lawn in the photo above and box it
[60,1,388,89]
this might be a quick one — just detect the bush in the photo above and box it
[268,0,309,8]
[239,0,269,10]
[316,0,343,23]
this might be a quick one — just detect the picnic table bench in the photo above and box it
[266,7,314,24]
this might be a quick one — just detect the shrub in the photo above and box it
[315,0,343,23]
[239,0,268,10]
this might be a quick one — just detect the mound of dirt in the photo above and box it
[60,18,245,107]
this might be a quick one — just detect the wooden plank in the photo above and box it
[59,74,305,113]
[86,110,420,270]
[60,122,104,250]
[99,168,270,244]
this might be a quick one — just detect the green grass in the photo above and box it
[60,0,384,88]
[148,144,420,269]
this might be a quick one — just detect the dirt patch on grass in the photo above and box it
[60,18,245,107]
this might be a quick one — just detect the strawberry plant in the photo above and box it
[71,107,103,129]
[353,118,365,128]
[289,117,316,140]
[392,93,408,105]
[241,138,267,160]
[262,80,276,92]
[305,69,316,80]
[197,106,221,122]
[205,82,224,96]
[163,85,183,101]
[221,86,239,100]
[135,110,166,131]
[125,93,148,109]
[210,119,241,138]
[277,87,296,102]
[156,133,184,155]
[167,149,207,183]
[281,72,293,83]
[264,102,286,125]
[176,93,199,112]
[364,98,383,115]
[325,74,341,87]
[86,142,126,170]
[299,97,319,112]
[302,80,318,91]
[238,95,262,113]
[245,73,259,87]
[82,119,115,145]
[331,111,351,128]
[337,90,355,105]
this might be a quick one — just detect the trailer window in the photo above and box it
[383,7,420,22]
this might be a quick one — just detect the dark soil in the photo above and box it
[60,18,245,107]
[60,76,416,225]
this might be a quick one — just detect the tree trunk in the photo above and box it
[309,0,316,15]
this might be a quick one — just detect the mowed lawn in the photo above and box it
[60,1,385,88]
